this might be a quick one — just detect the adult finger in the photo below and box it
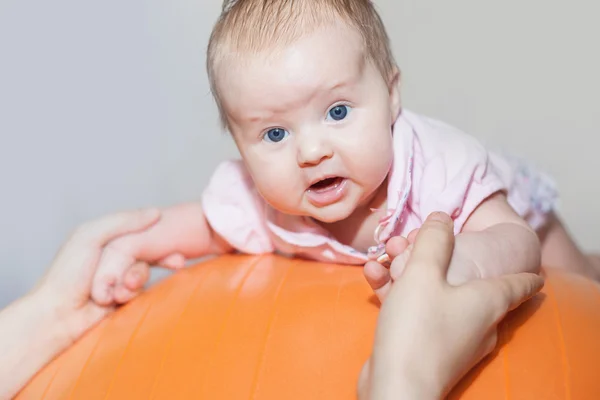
[403,212,455,281]
[357,358,372,400]
[492,273,545,312]
[71,208,160,248]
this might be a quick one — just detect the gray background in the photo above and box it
[1,0,598,307]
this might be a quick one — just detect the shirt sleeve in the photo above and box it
[201,159,274,254]
[410,115,507,233]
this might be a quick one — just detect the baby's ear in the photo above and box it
[388,67,402,123]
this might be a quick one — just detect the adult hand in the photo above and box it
[37,208,161,338]
[358,212,544,399]
[0,208,161,399]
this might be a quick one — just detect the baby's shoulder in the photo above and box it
[400,110,487,161]
[208,159,252,183]
[202,159,273,254]
[203,159,265,209]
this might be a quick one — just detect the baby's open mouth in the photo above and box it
[309,177,344,192]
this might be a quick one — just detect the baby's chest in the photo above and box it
[265,216,377,265]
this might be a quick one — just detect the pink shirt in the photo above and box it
[201,110,557,265]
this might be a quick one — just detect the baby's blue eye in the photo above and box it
[264,128,289,143]
[327,105,350,121]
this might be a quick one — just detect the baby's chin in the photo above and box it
[261,192,362,223]
[303,202,358,224]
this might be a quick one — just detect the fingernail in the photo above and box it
[376,253,391,268]
[429,211,451,223]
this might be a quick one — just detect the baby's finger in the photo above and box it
[364,260,392,302]
[91,246,135,305]
[389,244,412,280]
[364,261,391,289]
[407,228,420,244]
[384,236,409,259]
[124,262,151,291]
[158,253,186,269]
[113,284,143,305]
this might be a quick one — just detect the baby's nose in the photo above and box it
[296,133,333,167]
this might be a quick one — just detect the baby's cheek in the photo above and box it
[253,168,303,210]
[352,146,392,185]
[350,128,392,165]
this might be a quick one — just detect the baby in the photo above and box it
[91,0,599,305]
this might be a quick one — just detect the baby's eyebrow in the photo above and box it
[326,68,366,95]
[226,72,362,128]
[326,74,359,92]
[228,109,277,129]
[232,112,263,127]
[328,79,352,92]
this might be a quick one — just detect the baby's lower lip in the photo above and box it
[305,178,348,207]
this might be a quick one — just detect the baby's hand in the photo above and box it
[364,234,412,302]
[365,227,481,302]
[91,220,186,306]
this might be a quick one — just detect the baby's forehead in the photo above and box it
[215,23,366,84]
[217,19,365,65]
[214,25,368,112]
[216,1,360,53]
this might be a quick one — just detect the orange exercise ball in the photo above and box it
[17,254,600,399]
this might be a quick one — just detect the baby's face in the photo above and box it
[217,23,400,223]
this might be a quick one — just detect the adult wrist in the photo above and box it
[368,351,445,400]
[27,288,77,348]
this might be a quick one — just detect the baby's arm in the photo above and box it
[92,202,232,304]
[447,192,541,285]
[365,193,540,301]
[108,202,232,260]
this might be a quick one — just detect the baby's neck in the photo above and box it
[316,179,388,253]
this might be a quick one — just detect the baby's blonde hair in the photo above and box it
[207,0,397,128]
